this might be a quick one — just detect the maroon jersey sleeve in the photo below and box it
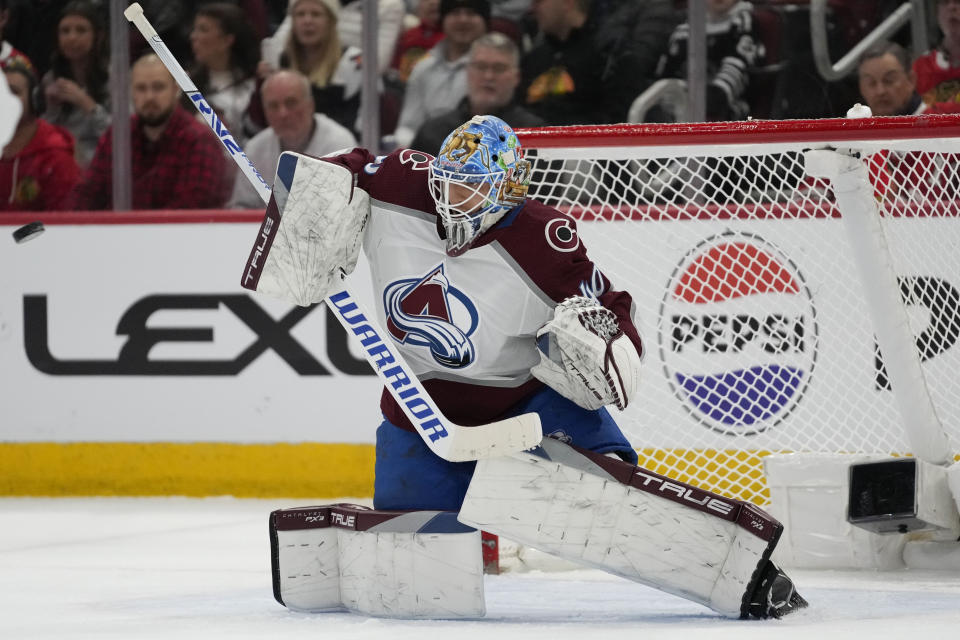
[323,147,438,216]
[483,199,644,358]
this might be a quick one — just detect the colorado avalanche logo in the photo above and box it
[384,265,479,369]
[658,232,819,436]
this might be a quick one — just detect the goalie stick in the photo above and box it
[124,2,543,462]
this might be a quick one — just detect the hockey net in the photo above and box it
[517,114,960,507]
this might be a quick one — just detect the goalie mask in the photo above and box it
[428,115,532,256]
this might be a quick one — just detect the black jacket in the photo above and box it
[410,98,546,156]
[519,0,678,125]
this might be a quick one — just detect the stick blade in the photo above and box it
[440,412,543,463]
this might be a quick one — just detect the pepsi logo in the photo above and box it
[657,232,819,436]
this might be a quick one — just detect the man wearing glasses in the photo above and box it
[411,32,543,155]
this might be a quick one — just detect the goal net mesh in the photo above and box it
[520,117,960,506]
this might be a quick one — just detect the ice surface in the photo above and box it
[2,497,959,639]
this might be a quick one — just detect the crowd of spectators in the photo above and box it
[1,0,959,212]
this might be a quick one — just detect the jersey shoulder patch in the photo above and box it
[507,199,581,254]
[361,148,437,214]
[488,199,604,302]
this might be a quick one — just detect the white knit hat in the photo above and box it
[288,0,341,19]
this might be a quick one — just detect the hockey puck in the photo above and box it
[12,221,45,244]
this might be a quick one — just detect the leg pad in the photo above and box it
[459,439,797,618]
[270,504,485,618]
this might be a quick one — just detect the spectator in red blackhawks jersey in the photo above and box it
[389,0,444,86]
[1,54,81,212]
[854,41,960,203]
[859,42,960,115]
[0,0,31,69]
[914,0,960,108]
[70,54,230,210]
[796,42,960,205]
[321,114,644,512]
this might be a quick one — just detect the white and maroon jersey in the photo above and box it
[325,147,643,432]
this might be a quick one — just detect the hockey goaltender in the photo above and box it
[242,114,808,621]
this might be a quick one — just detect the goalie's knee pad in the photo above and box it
[270,504,484,618]
[373,420,476,511]
[509,386,637,464]
[458,438,806,619]
[373,394,637,514]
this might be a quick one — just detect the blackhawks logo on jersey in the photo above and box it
[14,176,39,205]
[526,66,575,104]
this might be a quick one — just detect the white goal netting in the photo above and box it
[519,115,960,506]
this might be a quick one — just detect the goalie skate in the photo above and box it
[744,560,809,619]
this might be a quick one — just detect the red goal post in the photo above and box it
[516,114,960,506]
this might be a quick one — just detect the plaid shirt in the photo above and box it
[71,106,231,210]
